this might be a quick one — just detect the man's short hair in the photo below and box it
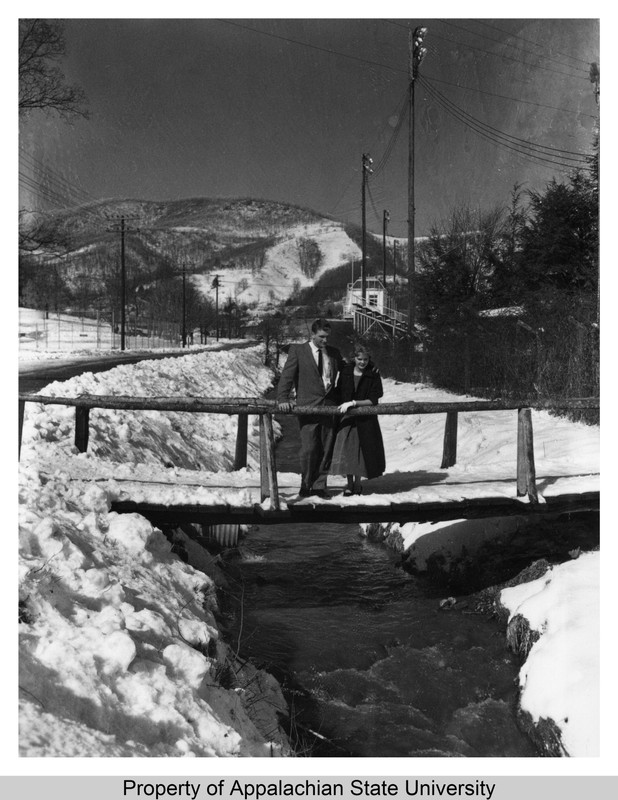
[311,318,331,333]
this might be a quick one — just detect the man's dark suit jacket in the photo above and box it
[277,342,344,407]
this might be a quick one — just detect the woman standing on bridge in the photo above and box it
[329,344,386,495]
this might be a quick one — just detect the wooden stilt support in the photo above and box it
[440,411,458,468]
[517,407,538,502]
[75,406,90,453]
[233,412,248,470]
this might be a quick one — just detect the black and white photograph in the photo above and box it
[16,8,600,760]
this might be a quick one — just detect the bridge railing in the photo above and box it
[19,393,598,511]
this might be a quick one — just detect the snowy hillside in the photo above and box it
[20,196,363,311]
[193,219,360,306]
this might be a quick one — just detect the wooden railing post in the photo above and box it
[233,412,248,470]
[261,413,280,510]
[259,415,268,502]
[517,407,538,502]
[440,411,458,468]
[75,406,90,453]
[19,399,25,458]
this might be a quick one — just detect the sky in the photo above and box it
[18,10,599,237]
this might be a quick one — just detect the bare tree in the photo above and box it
[19,19,88,119]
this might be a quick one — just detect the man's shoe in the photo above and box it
[297,487,312,498]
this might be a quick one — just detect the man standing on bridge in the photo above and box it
[277,318,345,499]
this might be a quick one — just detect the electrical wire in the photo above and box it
[382,20,597,119]
[372,89,410,178]
[420,72,597,120]
[19,147,98,206]
[435,19,589,80]
[330,87,409,216]
[217,19,406,76]
[419,76,589,162]
[474,18,595,68]
[419,77,593,173]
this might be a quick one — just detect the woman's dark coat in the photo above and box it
[336,361,386,478]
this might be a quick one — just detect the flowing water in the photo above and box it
[222,411,545,757]
[227,519,539,757]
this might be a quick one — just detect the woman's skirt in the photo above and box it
[329,423,368,477]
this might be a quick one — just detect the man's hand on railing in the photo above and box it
[277,401,295,413]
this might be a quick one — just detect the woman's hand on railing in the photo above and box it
[338,400,356,414]
[277,401,295,413]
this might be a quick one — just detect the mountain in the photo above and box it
[19,197,364,310]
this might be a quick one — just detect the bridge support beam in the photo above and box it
[517,407,538,502]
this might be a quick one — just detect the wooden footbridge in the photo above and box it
[19,391,599,537]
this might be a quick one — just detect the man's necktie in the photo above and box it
[317,349,323,376]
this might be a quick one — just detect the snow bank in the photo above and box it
[19,347,290,756]
[499,552,599,757]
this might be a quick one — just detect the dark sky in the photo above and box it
[19,17,599,237]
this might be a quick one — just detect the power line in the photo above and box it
[20,148,97,207]
[474,19,594,68]
[420,77,589,161]
[382,20,596,119]
[217,19,405,76]
[435,19,589,80]
[421,73,597,120]
[419,77,592,174]
[330,87,409,216]
[372,89,410,178]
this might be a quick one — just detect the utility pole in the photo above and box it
[382,209,390,289]
[211,275,220,341]
[107,214,140,351]
[407,25,428,334]
[393,240,397,301]
[181,262,187,348]
[361,153,373,303]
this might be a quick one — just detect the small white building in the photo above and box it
[343,277,388,318]
[343,277,410,338]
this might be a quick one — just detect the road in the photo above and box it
[19,341,258,394]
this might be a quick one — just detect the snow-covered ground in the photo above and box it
[17,342,600,758]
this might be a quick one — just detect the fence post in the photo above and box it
[440,411,458,468]
[233,412,248,470]
[75,406,90,453]
[517,407,538,502]
[262,413,280,510]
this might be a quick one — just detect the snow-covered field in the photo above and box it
[17,342,600,757]
[19,307,182,353]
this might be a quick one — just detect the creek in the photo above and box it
[221,410,552,757]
